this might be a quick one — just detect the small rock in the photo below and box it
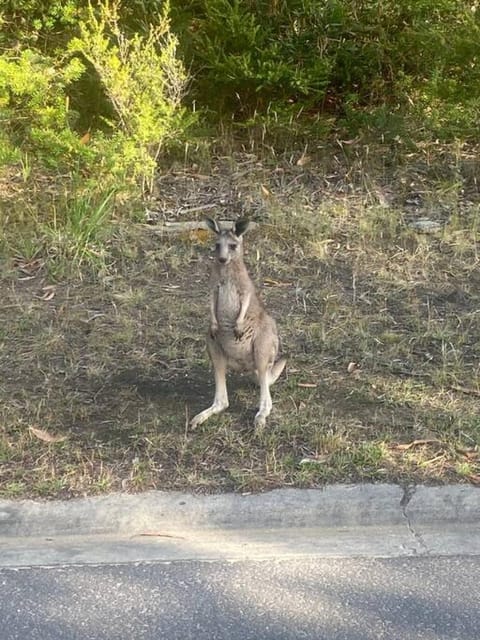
[408,218,443,234]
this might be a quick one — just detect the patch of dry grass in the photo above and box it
[1,145,479,498]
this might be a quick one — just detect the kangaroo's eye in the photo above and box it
[215,242,220,249]
[229,244,237,250]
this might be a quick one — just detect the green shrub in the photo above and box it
[0,1,190,182]
[172,0,480,143]
[0,1,191,267]
[176,0,332,115]
[0,1,79,48]
[0,49,86,167]
[70,0,191,189]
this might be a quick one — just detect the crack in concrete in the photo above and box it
[401,485,429,555]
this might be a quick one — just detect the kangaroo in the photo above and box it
[191,218,286,430]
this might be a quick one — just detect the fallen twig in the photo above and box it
[393,439,443,451]
[450,385,480,398]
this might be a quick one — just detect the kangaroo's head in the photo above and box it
[206,218,250,266]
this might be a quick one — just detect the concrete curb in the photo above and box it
[1,484,479,539]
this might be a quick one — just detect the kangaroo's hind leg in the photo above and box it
[254,363,273,430]
[253,322,283,430]
[191,336,229,428]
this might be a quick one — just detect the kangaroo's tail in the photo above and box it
[269,357,287,385]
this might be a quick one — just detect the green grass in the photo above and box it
[51,188,117,265]
[0,144,479,498]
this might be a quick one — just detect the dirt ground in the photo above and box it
[1,149,479,498]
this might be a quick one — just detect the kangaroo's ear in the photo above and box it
[205,218,220,234]
[234,218,250,237]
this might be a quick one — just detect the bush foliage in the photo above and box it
[1,0,479,168]
[173,0,480,141]
[0,0,189,185]
[0,1,479,261]
[0,50,86,165]
[0,0,190,264]
[69,1,190,188]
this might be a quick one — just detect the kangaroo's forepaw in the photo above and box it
[234,321,245,339]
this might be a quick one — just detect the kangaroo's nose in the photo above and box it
[218,256,227,264]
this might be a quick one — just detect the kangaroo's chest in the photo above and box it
[216,279,241,326]
[215,279,257,370]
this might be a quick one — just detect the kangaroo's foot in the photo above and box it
[254,411,267,432]
[253,394,273,432]
[191,399,229,429]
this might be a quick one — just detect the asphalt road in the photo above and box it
[1,556,479,640]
